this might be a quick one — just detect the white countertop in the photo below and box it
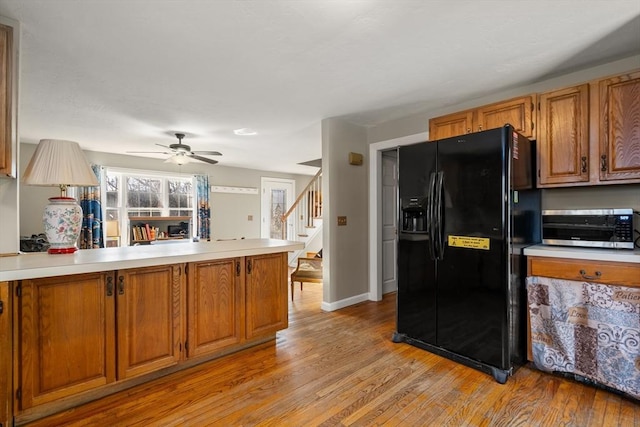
[523,244,640,263]
[0,238,304,281]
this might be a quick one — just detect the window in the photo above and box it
[105,169,195,244]
[168,179,193,216]
[127,176,164,217]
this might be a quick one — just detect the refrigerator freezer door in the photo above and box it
[435,128,509,369]
[397,141,437,345]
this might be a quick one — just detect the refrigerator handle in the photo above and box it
[435,171,445,260]
[427,171,437,260]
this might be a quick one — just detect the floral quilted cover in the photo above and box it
[526,276,640,399]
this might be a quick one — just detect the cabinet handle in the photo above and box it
[106,276,114,296]
[600,154,607,172]
[118,275,125,295]
[581,156,587,173]
[236,261,241,276]
[478,125,483,131]
[247,259,252,274]
[580,269,602,281]
[466,128,471,134]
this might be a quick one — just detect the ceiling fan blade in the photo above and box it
[126,151,172,154]
[189,154,219,164]
[155,143,173,150]
[191,150,222,156]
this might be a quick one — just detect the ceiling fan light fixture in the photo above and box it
[233,128,257,136]
[165,153,191,165]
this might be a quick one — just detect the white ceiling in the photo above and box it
[1,1,639,175]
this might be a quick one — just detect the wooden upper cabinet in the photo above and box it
[428,95,536,141]
[475,95,536,139]
[245,253,288,340]
[116,264,182,379]
[187,258,244,359]
[0,22,15,177]
[18,273,116,410]
[598,70,640,182]
[538,84,590,186]
[428,110,473,141]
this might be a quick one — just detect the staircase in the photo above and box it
[281,169,322,265]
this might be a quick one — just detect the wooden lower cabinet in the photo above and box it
[187,258,244,358]
[1,281,12,426]
[17,272,116,410]
[12,253,289,422]
[116,264,183,379]
[246,253,288,340]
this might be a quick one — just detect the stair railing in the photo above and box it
[281,169,322,240]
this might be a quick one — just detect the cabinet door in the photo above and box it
[18,273,116,409]
[538,84,590,186]
[0,281,11,425]
[476,95,536,138]
[116,264,182,379]
[187,258,244,358]
[245,253,288,340]
[428,110,473,140]
[0,22,15,177]
[598,70,640,182]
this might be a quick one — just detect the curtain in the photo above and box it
[196,174,211,241]
[79,164,104,249]
[527,276,640,399]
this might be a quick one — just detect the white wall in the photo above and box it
[321,117,369,309]
[0,15,19,254]
[19,143,314,241]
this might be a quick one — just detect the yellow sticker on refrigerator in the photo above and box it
[448,235,490,250]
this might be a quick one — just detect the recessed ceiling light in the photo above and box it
[234,128,257,136]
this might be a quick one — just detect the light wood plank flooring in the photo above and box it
[25,283,639,426]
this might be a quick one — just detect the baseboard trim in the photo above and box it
[321,292,369,312]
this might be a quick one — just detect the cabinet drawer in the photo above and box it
[528,256,639,287]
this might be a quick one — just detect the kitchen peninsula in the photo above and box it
[0,238,303,425]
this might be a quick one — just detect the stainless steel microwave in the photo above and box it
[542,209,636,249]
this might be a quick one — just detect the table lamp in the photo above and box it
[22,139,99,254]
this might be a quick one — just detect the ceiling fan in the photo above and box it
[127,133,222,165]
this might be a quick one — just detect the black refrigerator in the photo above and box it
[392,125,540,383]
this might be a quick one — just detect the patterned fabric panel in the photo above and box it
[527,276,640,399]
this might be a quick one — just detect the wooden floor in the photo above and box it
[25,283,639,426]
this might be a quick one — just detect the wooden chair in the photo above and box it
[290,257,322,300]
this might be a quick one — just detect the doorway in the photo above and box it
[261,178,296,239]
[368,132,428,301]
[381,149,398,294]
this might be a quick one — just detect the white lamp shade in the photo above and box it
[23,139,99,187]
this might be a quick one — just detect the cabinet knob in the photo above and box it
[466,128,471,134]
[580,269,602,281]
[581,156,587,173]
[478,125,483,131]
[600,154,607,172]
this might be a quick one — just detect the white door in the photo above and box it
[381,150,398,293]
[261,178,295,239]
